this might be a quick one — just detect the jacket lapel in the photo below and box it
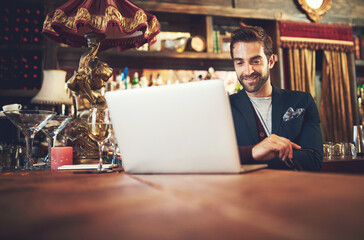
[271,85,287,134]
[232,90,259,142]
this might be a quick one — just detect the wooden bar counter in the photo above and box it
[1,169,364,240]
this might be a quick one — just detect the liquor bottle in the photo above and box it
[151,73,159,86]
[139,72,148,88]
[358,82,361,98]
[119,72,126,90]
[114,71,122,90]
[156,73,163,85]
[204,67,215,80]
[131,72,140,89]
[148,74,154,87]
[123,67,129,90]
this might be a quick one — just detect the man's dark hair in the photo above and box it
[230,26,273,59]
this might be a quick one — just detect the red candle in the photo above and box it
[51,147,73,170]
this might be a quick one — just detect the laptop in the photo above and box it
[105,79,266,174]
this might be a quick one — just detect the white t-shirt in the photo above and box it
[248,96,272,136]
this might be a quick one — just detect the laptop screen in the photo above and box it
[105,80,241,173]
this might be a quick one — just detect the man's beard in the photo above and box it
[238,71,269,93]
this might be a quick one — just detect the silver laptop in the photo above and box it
[105,79,266,174]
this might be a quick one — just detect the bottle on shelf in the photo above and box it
[113,71,122,91]
[205,67,215,80]
[131,72,141,89]
[120,72,127,90]
[148,74,154,87]
[156,73,163,85]
[122,67,131,90]
[139,72,148,88]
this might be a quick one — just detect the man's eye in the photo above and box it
[235,61,244,65]
[251,59,261,64]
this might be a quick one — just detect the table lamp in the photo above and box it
[41,0,160,162]
[42,0,160,112]
[31,69,73,114]
[31,69,72,105]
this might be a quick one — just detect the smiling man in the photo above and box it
[229,26,323,171]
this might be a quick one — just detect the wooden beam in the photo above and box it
[134,1,278,20]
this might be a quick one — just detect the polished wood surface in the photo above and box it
[1,169,364,240]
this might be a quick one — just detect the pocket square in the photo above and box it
[283,107,305,122]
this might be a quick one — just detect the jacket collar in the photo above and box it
[232,89,259,142]
[271,85,287,134]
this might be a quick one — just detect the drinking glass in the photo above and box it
[101,138,116,164]
[323,142,333,160]
[3,110,56,170]
[332,142,345,159]
[87,108,112,172]
[101,125,121,166]
[42,115,73,167]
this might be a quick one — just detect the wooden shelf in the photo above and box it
[0,89,38,97]
[57,47,234,71]
[356,59,364,66]
[105,49,231,59]
[355,59,364,76]
[0,44,43,52]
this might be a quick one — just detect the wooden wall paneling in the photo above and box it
[152,12,194,33]
[351,0,364,26]
[135,0,233,8]
[271,20,281,88]
[271,20,282,88]
[135,1,278,19]
[236,0,304,18]
[234,0,364,25]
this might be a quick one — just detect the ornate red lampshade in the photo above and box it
[42,0,160,51]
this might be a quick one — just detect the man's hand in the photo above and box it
[252,134,301,161]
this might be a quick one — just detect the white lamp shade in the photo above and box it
[31,70,73,105]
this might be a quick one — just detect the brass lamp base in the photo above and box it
[66,32,113,162]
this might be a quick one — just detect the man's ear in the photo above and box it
[268,54,276,69]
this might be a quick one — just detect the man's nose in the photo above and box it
[242,63,254,76]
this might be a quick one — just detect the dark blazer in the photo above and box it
[229,85,323,171]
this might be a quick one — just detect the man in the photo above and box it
[229,26,323,171]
